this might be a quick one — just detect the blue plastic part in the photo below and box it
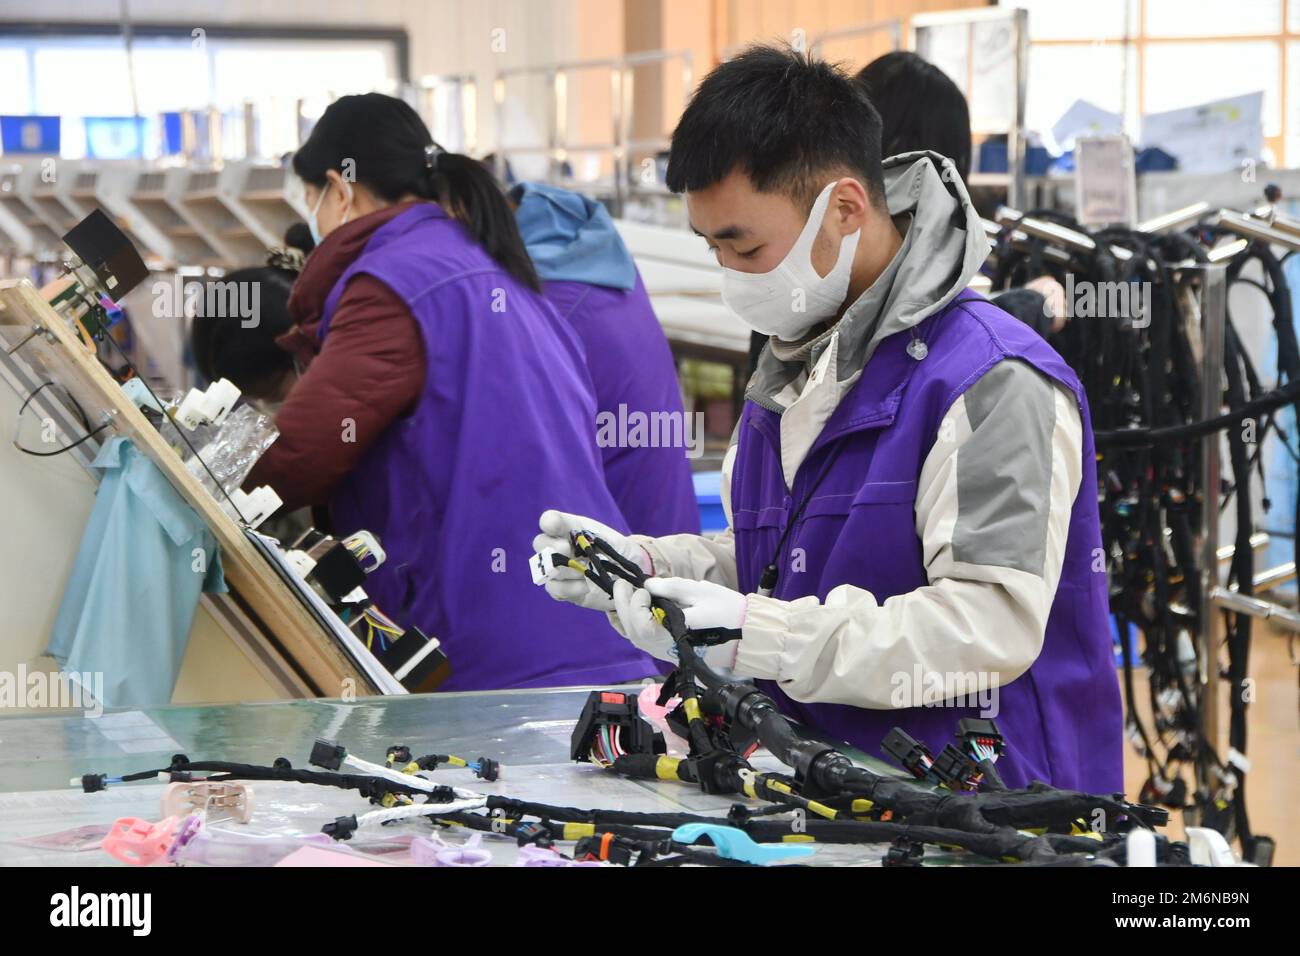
[670,823,815,865]
[693,470,726,533]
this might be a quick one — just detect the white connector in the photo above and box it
[226,485,282,529]
[176,378,241,430]
[530,548,565,585]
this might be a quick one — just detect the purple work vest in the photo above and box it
[732,291,1124,792]
[318,203,656,691]
[542,275,701,539]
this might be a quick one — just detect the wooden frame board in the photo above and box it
[0,277,379,697]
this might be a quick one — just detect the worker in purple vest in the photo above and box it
[246,93,655,691]
[536,46,1124,792]
[510,182,700,538]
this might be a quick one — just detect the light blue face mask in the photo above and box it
[307,180,351,245]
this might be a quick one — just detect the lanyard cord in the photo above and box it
[757,439,850,596]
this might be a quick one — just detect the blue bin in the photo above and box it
[693,470,726,533]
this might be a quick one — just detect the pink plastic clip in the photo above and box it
[410,832,492,867]
[161,781,254,823]
[517,843,605,867]
[101,816,183,866]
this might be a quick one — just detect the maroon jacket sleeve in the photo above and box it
[245,275,426,511]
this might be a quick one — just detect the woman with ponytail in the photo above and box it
[245,92,654,690]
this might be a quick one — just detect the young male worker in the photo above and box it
[536,46,1123,792]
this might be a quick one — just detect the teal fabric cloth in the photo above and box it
[46,437,227,707]
[511,181,637,291]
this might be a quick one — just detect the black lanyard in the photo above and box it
[756,440,849,596]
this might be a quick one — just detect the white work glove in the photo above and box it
[533,510,652,612]
[611,577,746,669]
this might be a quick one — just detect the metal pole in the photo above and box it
[1009,7,1029,211]
[1195,262,1227,761]
[1210,587,1300,632]
[1136,202,1211,234]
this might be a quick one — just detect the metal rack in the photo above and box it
[420,73,478,155]
[491,50,693,217]
[986,204,1300,761]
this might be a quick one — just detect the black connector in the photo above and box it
[415,754,446,771]
[515,822,552,848]
[273,757,292,771]
[956,718,1004,758]
[692,750,745,795]
[884,838,924,867]
[881,727,934,780]
[473,757,500,782]
[386,745,412,765]
[81,773,107,793]
[376,627,451,692]
[570,690,665,764]
[167,771,193,782]
[931,743,981,790]
[322,814,358,841]
[1247,835,1275,867]
[310,738,346,771]
[575,834,635,866]
[307,542,367,604]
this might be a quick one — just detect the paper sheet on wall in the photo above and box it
[1052,100,1124,153]
[1140,92,1264,175]
[969,18,1018,133]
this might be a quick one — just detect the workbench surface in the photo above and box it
[0,685,939,867]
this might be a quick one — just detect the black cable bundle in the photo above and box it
[989,214,1288,864]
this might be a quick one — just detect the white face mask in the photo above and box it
[720,181,861,342]
[307,180,352,245]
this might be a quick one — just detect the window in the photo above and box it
[0,28,402,159]
[1002,0,1293,166]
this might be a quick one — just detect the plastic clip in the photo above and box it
[101,815,183,866]
[161,781,254,823]
[410,832,492,867]
[671,823,814,865]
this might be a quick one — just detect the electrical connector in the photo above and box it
[376,627,450,692]
[307,543,367,604]
[309,738,346,771]
[386,745,412,766]
[570,690,665,764]
[226,485,282,529]
[515,822,552,848]
[471,757,500,782]
[574,833,634,866]
[322,815,358,841]
[175,378,240,430]
[881,727,934,780]
[80,773,107,793]
[956,718,1004,759]
[884,838,924,867]
[529,548,568,585]
[931,743,981,791]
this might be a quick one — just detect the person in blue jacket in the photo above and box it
[511,181,700,538]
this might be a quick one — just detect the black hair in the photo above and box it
[293,92,539,291]
[665,44,886,210]
[190,266,296,398]
[284,221,315,256]
[855,51,971,182]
